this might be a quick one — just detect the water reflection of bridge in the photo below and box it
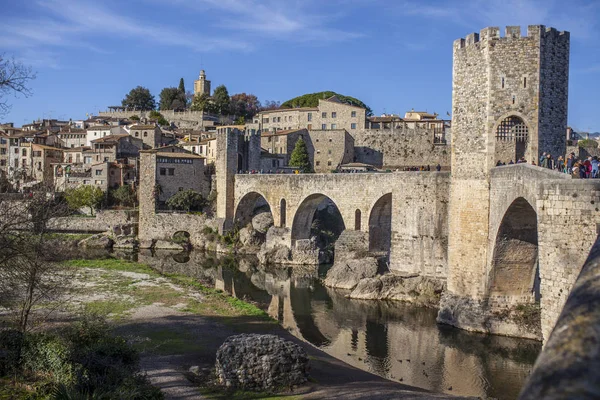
[137,250,539,399]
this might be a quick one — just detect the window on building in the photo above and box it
[160,168,166,175]
[332,112,337,118]
[321,124,326,130]
[263,118,269,123]
[501,77,505,89]
[71,144,75,148]
[22,149,27,156]
[329,138,332,142]
[308,113,312,121]
[307,124,312,130]
[512,95,516,104]
[523,77,527,88]
[14,148,18,154]
[0,149,5,155]
[351,123,357,129]
[317,150,321,154]
[104,157,109,162]
[327,161,332,166]
[316,161,320,166]
[168,168,175,176]
[0,160,5,166]
[351,111,357,117]
[144,132,148,137]
[14,159,18,167]
[322,112,327,118]
[96,155,100,161]
[95,169,102,176]
[331,124,337,129]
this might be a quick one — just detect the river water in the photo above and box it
[106,249,540,399]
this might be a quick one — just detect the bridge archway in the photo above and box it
[369,193,392,255]
[489,197,540,304]
[291,193,345,245]
[234,191,272,228]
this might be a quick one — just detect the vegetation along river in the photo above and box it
[81,248,541,400]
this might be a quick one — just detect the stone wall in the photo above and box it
[48,209,138,233]
[97,110,209,129]
[352,128,449,169]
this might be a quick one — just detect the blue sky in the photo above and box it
[1,0,599,132]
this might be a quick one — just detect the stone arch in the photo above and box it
[493,113,532,164]
[280,198,287,228]
[172,231,190,242]
[369,193,392,254]
[489,197,539,304]
[234,191,272,228]
[355,209,361,231]
[291,193,346,244]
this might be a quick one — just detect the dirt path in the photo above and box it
[66,263,477,400]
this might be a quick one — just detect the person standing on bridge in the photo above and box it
[556,156,565,172]
[592,156,599,178]
[567,153,576,174]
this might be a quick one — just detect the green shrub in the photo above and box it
[578,139,599,148]
[201,226,214,235]
[21,333,73,384]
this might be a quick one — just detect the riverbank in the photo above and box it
[50,258,472,399]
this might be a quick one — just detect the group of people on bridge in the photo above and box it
[496,152,600,179]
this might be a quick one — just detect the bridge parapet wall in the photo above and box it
[234,172,450,275]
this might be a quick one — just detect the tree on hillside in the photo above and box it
[230,93,261,121]
[289,137,312,173]
[64,185,104,216]
[261,100,281,111]
[110,185,137,207]
[159,87,186,111]
[190,93,216,113]
[121,86,156,111]
[280,91,373,116]
[0,55,36,117]
[212,85,231,115]
[178,77,185,94]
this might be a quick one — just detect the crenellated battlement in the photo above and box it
[454,25,569,50]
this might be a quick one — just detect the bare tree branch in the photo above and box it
[0,54,37,117]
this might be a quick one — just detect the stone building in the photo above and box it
[260,129,306,166]
[129,124,162,148]
[90,161,137,190]
[86,125,126,147]
[30,144,63,184]
[255,96,367,133]
[139,146,209,207]
[89,134,143,165]
[193,70,211,96]
[57,128,87,148]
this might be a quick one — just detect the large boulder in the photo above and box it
[257,245,291,265]
[215,334,309,391]
[323,257,379,290]
[78,234,113,249]
[252,212,274,234]
[350,273,445,307]
[238,226,264,249]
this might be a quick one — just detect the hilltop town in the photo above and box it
[0,69,455,199]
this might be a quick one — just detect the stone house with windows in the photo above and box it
[86,125,126,146]
[260,129,306,166]
[57,128,87,148]
[307,129,354,173]
[254,96,367,133]
[140,146,208,206]
[31,144,63,184]
[129,124,162,148]
[90,161,137,190]
[90,134,143,165]
[0,133,9,171]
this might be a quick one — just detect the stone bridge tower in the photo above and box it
[215,126,261,233]
[447,26,569,299]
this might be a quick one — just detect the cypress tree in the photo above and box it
[178,78,185,93]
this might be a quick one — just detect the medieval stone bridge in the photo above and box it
[232,165,600,341]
